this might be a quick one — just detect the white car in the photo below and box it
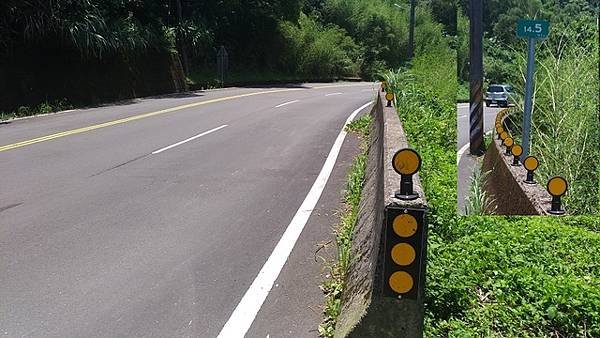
[485,84,512,107]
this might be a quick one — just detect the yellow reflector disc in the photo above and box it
[497,127,504,134]
[389,271,414,294]
[523,156,539,171]
[547,176,568,197]
[393,214,418,238]
[504,137,514,147]
[392,149,421,175]
[500,131,508,140]
[512,144,523,156]
[391,243,416,266]
[385,92,394,101]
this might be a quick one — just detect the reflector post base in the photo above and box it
[524,171,536,184]
[548,196,565,215]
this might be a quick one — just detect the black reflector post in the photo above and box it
[547,176,567,215]
[523,156,539,184]
[383,208,427,300]
[392,149,421,200]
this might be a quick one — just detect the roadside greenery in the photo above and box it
[457,1,599,215]
[386,27,600,335]
[0,99,72,121]
[319,114,371,337]
[1,0,456,115]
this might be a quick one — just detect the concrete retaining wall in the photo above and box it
[482,114,551,215]
[335,91,428,337]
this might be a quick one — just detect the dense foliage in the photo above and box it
[0,0,456,113]
[386,37,600,336]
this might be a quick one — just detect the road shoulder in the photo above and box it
[246,134,361,338]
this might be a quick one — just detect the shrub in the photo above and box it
[279,13,360,77]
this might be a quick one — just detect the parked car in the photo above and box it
[485,84,513,107]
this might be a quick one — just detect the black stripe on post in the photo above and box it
[469,0,485,156]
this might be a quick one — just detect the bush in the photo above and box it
[279,13,360,77]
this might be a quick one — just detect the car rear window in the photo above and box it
[488,86,504,92]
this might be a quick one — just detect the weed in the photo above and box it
[319,115,370,337]
[465,169,497,215]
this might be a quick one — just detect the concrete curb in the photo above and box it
[482,110,551,215]
[334,91,428,337]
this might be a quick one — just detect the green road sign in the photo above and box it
[516,19,549,39]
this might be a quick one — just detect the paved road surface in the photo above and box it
[0,83,376,337]
[456,103,502,214]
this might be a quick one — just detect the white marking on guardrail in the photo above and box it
[151,125,228,154]
[275,100,300,108]
[325,92,343,96]
[216,100,374,338]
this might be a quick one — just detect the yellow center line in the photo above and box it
[0,88,306,153]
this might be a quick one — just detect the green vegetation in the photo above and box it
[457,0,599,214]
[319,114,371,337]
[0,99,72,121]
[465,169,496,215]
[1,0,456,116]
[386,20,600,336]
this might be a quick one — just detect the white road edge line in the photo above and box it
[325,92,343,96]
[151,124,228,155]
[275,100,300,108]
[217,100,374,338]
[457,130,493,165]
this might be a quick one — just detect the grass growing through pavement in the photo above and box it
[319,114,371,337]
[386,39,600,336]
[465,169,496,215]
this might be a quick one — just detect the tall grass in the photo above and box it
[508,32,599,215]
[465,169,497,215]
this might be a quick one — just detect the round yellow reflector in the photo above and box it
[503,137,514,147]
[511,144,523,156]
[523,156,539,171]
[385,92,394,101]
[389,271,414,294]
[393,214,418,238]
[547,176,568,197]
[500,131,508,140]
[391,243,416,266]
[497,127,504,134]
[392,149,421,175]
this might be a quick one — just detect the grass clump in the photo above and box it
[465,169,496,215]
[1,99,72,121]
[319,114,371,337]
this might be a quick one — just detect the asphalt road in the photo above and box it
[0,83,376,337]
[456,103,502,214]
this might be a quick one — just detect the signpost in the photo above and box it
[516,19,549,160]
[216,45,228,86]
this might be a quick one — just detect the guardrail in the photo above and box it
[335,90,428,337]
[482,108,567,215]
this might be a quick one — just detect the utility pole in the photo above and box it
[408,0,416,58]
[469,0,484,155]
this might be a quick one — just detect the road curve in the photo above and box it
[0,83,376,337]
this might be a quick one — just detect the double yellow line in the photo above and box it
[0,88,305,153]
